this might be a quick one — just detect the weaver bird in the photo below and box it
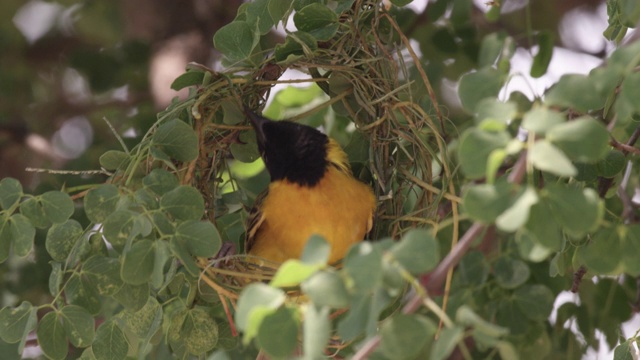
[243,106,376,264]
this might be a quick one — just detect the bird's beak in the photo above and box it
[243,105,268,147]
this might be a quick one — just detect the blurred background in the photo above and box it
[1,0,624,189]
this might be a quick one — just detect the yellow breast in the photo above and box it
[248,166,376,264]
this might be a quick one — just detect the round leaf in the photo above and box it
[213,21,258,64]
[390,228,440,275]
[152,119,198,162]
[529,140,577,177]
[257,307,298,359]
[0,178,22,210]
[175,220,221,257]
[83,256,123,296]
[121,239,156,285]
[301,271,350,308]
[37,312,67,360]
[60,305,95,348]
[9,214,35,257]
[46,220,84,262]
[494,257,530,289]
[160,186,205,221]
[92,321,128,360]
[84,184,119,223]
[380,314,436,360]
[41,191,75,224]
[458,67,505,113]
[521,107,565,135]
[546,117,610,162]
[142,169,179,196]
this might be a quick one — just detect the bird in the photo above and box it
[243,105,376,265]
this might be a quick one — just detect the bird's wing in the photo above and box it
[245,188,268,253]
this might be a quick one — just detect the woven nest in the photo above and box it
[181,3,453,325]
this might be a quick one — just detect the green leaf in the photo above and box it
[0,178,22,210]
[170,70,205,90]
[213,21,258,64]
[513,284,555,321]
[380,314,436,360]
[41,191,75,224]
[60,305,95,348]
[458,67,505,113]
[458,127,510,179]
[614,339,634,360]
[160,186,205,221]
[623,226,640,276]
[0,302,37,346]
[182,308,218,355]
[65,274,102,315]
[142,168,179,196]
[336,295,371,341]
[257,307,298,358]
[19,197,49,228]
[495,186,538,232]
[456,251,489,287]
[474,98,517,124]
[37,311,68,360]
[121,239,156,285]
[390,228,440,275]
[614,72,640,124]
[530,31,554,78]
[246,0,274,35]
[83,256,123,296]
[579,226,623,274]
[521,107,565,135]
[463,182,512,223]
[268,0,294,25]
[546,117,610,162]
[100,211,141,250]
[430,326,464,360]
[546,184,601,238]
[270,259,323,288]
[99,150,129,171]
[112,283,149,312]
[235,283,286,332]
[529,140,577,177]
[494,256,530,289]
[303,305,330,360]
[456,306,509,337]
[301,271,350,308]
[294,3,339,41]
[274,31,318,63]
[46,219,84,262]
[300,234,330,265]
[175,220,221,257]
[220,101,244,125]
[596,150,625,177]
[9,214,35,257]
[123,297,163,343]
[523,200,563,252]
[545,74,604,112]
[478,32,508,68]
[343,242,383,292]
[169,236,201,277]
[84,185,119,223]
[152,119,198,162]
[92,321,128,360]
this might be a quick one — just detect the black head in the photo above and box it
[244,106,329,186]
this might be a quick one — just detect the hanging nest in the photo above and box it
[155,1,457,327]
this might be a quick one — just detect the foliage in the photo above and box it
[2,0,640,359]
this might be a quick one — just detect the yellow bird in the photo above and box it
[243,106,376,264]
